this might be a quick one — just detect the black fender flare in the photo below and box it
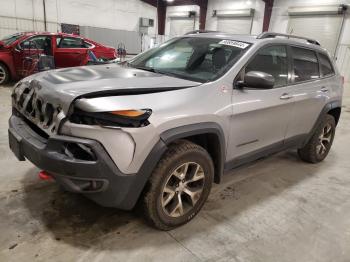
[303,100,342,147]
[122,122,226,209]
[160,122,226,184]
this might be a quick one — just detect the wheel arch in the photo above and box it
[327,107,341,125]
[0,60,11,82]
[160,122,226,184]
[303,100,342,147]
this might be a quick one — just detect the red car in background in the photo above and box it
[0,32,116,84]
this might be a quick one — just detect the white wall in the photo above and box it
[269,0,350,81]
[0,0,158,38]
[58,0,157,35]
[165,5,200,37]
[206,0,265,35]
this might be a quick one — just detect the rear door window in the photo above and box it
[319,53,334,77]
[57,37,85,48]
[291,47,320,83]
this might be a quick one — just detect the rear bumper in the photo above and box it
[9,114,166,210]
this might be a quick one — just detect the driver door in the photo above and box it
[227,45,295,163]
[12,35,49,78]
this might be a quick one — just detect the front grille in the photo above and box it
[12,80,62,135]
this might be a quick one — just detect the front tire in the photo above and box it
[142,140,214,230]
[298,114,336,163]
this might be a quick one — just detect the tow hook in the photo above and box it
[38,170,53,180]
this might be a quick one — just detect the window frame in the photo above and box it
[289,45,321,84]
[17,35,51,50]
[317,51,335,78]
[57,36,86,49]
[129,36,252,83]
[83,40,94,49]
[235,43,292,90]
[235,43,337,90]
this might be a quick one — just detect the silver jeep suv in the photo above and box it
[9,32,343,230]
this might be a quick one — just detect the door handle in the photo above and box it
[280,93,293,100]
[320,87,329,93]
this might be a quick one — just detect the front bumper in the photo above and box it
[8,114,165,210]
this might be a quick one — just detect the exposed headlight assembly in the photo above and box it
[70,108,152,128]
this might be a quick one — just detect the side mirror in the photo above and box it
[236,71,275,89]
[0,41,4,49]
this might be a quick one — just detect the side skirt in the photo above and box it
[224,134,307,173]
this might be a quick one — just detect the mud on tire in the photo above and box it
[142,139,214,230]
[298,114,336,163]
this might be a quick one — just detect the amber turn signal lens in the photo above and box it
[110,110,146,117]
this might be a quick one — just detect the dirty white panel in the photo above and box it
[336,44,350,82]
[169,18,195,37]
[217,17,252,34]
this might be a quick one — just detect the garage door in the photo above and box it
[170,18,195,37]
[217,17,252,34]
[287,15,343,57]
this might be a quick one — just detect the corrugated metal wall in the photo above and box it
[337,44,350,83]
[80,26,142,54]
[0,15,59,38]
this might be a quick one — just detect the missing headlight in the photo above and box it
[69,108,152,128]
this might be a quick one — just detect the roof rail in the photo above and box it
[185,30,219,35]
[257,32,320,46]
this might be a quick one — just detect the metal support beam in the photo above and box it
[141,0,209,34]
[165,0,209,31]
[141,0,157,8]
[157,0,166,35]
[199,0,208,30]
[262,0,274,32]
[42,0,47,31]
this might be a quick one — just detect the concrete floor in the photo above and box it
[0,82,350,262]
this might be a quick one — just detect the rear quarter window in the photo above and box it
[319,53,335,77]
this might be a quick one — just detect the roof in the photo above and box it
[186,32,259,43]
[185,31,328,53]
[20,31,81,38]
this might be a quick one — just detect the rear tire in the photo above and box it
[142,140,214,230]
[0,63,10,85]
[298,114,336,163]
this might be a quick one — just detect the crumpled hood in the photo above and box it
[18,63,201,113]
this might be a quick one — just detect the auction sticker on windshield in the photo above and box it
[219,40,249,49]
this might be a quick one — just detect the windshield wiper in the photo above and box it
[129,65,203,82]
[131,65,157,73]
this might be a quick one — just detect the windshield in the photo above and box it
[0,33,24,46]
[128,37,250,83]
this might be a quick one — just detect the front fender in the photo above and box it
[160,122,226,183]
